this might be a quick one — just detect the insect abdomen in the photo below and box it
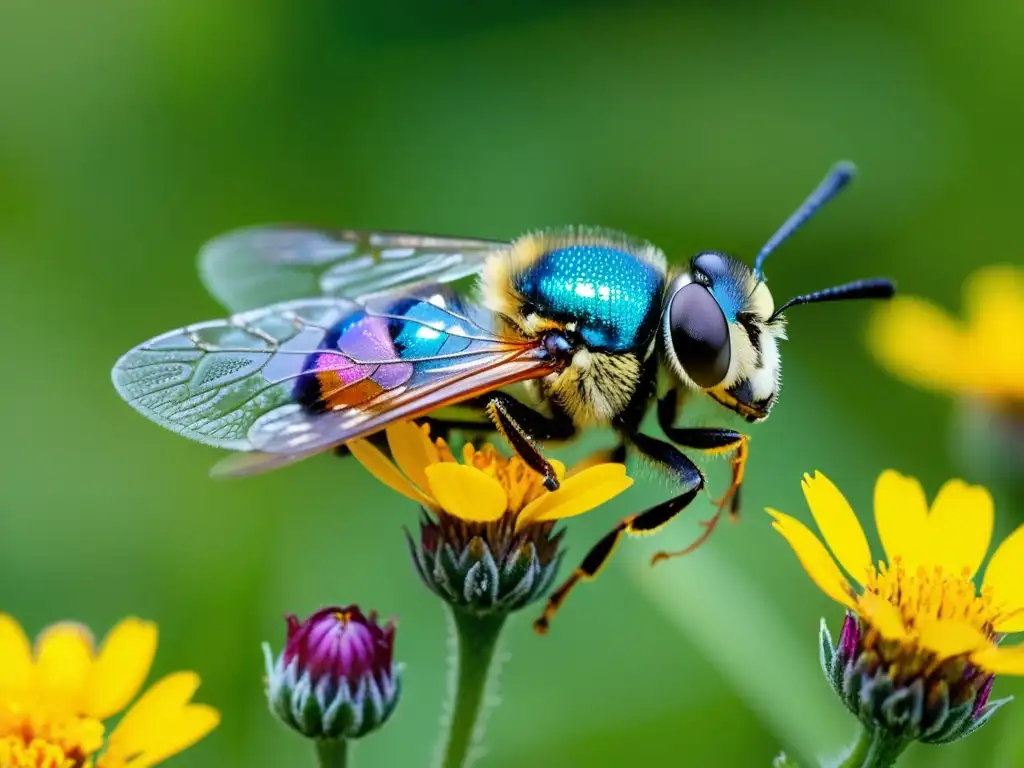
[294,290,475,413]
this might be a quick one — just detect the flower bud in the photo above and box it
[263,606,401,740]
[820,613,1010,745]
[407,517,564,616]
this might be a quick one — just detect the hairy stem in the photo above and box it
[835,726,908,768]
[314,738,349,768]
[440,610,506,768]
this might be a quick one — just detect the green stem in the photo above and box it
[441,609,506,768]
[836,726,908,768]
[314,738,348,768]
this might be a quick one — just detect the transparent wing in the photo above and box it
[197,226,508,312]
[111,292,559,476]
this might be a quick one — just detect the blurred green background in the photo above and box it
[2,1,1022,766]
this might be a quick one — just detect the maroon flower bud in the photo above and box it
[264,605,401,740]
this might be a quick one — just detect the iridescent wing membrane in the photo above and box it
[197,226,507,312]
[114,227,556,476]
[112,291,559,476]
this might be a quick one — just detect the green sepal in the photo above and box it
[462,540,501,607]
[931,695,1012,744]
[819,617,847,698]
[825,624,1009,746]
[407,524,563,615]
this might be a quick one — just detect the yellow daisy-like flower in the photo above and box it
[867,264,1024,405]
[0,615,219,768]
[768,469,1024,744]
[769,469,1024,672]
[349,421,633,618]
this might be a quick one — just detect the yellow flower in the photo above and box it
[867,264,1024,404]
[349,421,633,615]
[0,616,218,768]
[768,469,1024,676]
[349,421,632,531]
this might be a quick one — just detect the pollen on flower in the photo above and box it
[0,708,106,768]
[0,736,75,768]
[456,441,548,513]
[863,559,999,636]
[852,560,1005,689]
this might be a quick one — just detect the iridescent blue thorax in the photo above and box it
[514,245,664,351]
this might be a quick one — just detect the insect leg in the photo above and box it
[533,431,704,634]
[651,391,750,565]
[484,393,576,492]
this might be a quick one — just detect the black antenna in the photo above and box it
[768,278,895,323]
[753,161,856,281]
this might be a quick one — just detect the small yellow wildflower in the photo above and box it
[769,470,1024,670]
[349,421,632,622]
[0,615,218,768]
[768,470,1024,744]
[350,421,631,529]
[867,264,1024,406]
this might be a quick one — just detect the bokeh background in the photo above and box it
[2,1,1022,765]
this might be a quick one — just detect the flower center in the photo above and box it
[448,440,548,516]
[0,736,78,768]
[0,709,104,768]
[862,559,998,638]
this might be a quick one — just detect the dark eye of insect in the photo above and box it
[668,282,731,388]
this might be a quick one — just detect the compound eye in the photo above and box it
[668,282,731,388]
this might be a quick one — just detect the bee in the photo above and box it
[112,161,894,631]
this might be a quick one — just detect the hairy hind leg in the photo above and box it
[533,431,704,634]
[485,393,576,491]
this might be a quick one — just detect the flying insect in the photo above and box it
[112,161,895,632]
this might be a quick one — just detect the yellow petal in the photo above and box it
[385,421,439,492]
[0,614,32,699]
[983,523,1024,622]
[86,618,158,720]
[874,470,929,569]
[564,447,619,478]
[34,622,95,712]
[347,438,435,507]
[801,471,873,585]
[516,465,633,531]
[927,478,993,578]
[963,265,1024,343]
[963,266,1024,398]
[517,464,628,530]
[993,609,1024,634]
[125,704,220,767]
[857,592,907,640]
[425,463,507,522]
[101,672,219,768]
[916,619,990,662]
[549,459,566,482]
[866,296,970,394]
[766,508,856,610]
[972,645,1024,676]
